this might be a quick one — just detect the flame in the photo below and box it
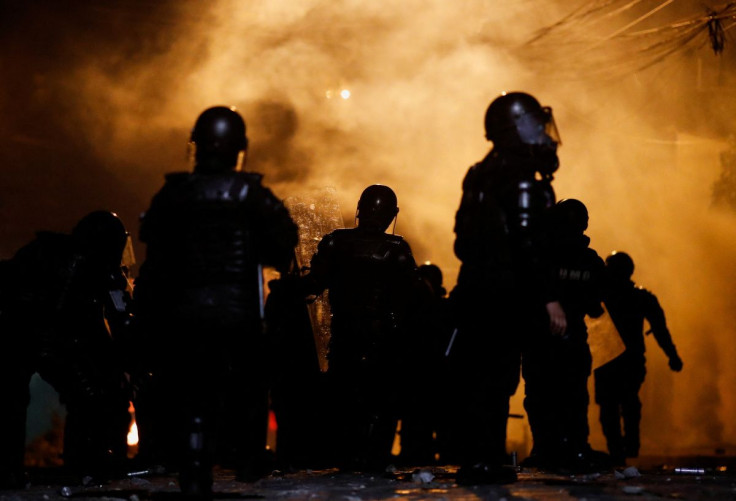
[127,402,139,447]
[127,420,139,447]
[268,409,278,432]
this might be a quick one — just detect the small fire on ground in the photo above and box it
[127,402,139,451]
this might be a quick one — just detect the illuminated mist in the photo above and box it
[2,0,735,457]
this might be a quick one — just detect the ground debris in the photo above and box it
[5,458,736,500]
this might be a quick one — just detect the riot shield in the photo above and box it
[284,187,345,372]
[586,305,626,369]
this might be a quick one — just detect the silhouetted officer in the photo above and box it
[266,253,329,471]
[522,198,607,472]
[302,185,420,472]
[594,251,683,465]
[449,91,564,484]
[135,106,298,499]
[0,211,134,486]
[398,262,452,466]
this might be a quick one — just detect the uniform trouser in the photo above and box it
[0,366,32,485]
[60,389,131,474]
[35,352,131,475]
[444,285,530,467]
[267,283,330,470]
[398,350,443,465]
[326,353,400,470]
[271,376,330,469]
[594,355,645,458]
[141,316,268,488]
[522,333,592,460]
[445,356,517,466]
[399,395,438,465]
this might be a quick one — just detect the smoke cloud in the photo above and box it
[2,0,735,457]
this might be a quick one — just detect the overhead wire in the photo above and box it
[520,0,736,80]
[577,0,677,53]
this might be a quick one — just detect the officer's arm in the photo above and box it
[453,167,485,262]
[586,253,606,318]
[139,186,170,245]
[644,291,682,371]
[546,301,567,336]
[300,233,334,297]
[253,186,299,273]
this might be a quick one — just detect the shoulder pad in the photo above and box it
[463,162,483,183]
[385,234,405,244]
[33,231,71,248]
[326,228,352,241]
[316,229,345,250]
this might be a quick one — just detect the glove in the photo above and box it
[546,301,567,337]
[668,354,683,372]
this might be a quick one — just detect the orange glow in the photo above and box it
[268,409,278,432]
[391,420,402,456]
[127,420,139,447]
[127,402,139,447]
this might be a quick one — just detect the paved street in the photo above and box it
[2,457,735,501]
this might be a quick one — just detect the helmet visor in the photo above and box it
[516,106,561,147]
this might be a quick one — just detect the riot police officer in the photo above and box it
[302,184,421,472]
[593,251,683,465]
[522,198,608,472]
[449,92,564,483]
[266,252,328,471]
[0,211,134,485]
[135,106,298,498]
[399,263,453,466]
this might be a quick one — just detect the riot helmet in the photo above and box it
[484,92,561,175]
[552,198,589,235]
[72,210,129,267]
[418,262,446,298]
[605,251,635,282]
[190,106,248,173]
[356,184,399,232]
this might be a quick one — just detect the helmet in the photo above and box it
[484,92,561,174]
[484,92,560,146]
[418,262,446,297]
[72,210,129,266]
[605,251,635,281]
[190,106,248,173]
[552,198,589,234]
[356,185,399,231]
